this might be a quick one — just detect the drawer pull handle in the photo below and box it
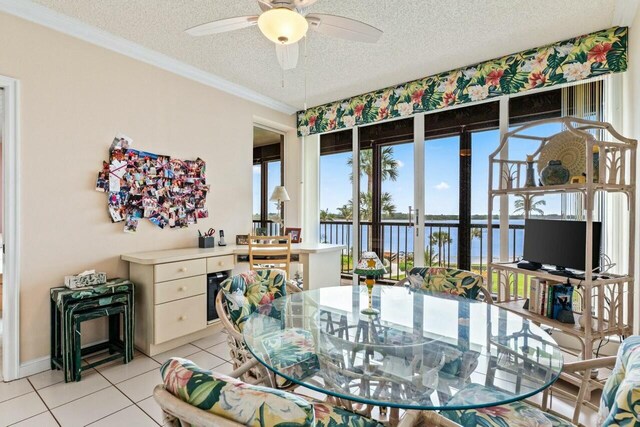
[218,261,224,266]
[179,267,187,272]
[179,315,187,321]
[179,286,187,291]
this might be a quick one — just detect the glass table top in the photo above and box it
[243,285,563,410]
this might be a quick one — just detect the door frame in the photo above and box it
[0,75,21,381]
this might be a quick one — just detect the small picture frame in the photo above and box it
[255,227,268,236]
[285,227,302,243]
[236,234,249,245]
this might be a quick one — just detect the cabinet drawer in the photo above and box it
[155,259,206,283]
[154,275,205,305]
[154,294,206,344]
[207,255,235,273]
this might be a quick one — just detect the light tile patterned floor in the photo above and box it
[0,325,600,426]
[0,327,230,426]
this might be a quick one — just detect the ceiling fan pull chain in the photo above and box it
[303,34,308,111]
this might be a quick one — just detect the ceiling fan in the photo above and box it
[185,0,383,70]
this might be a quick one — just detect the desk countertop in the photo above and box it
[121,243,346,265]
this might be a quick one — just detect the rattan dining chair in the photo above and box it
[396,267,493,304]
[249,234,292,279]
[154,357,424,426]
[214,269,301,386]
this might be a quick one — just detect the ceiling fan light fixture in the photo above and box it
[258,7,308,45]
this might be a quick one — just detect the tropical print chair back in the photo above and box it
[599,335,640,426]
[161,358,384,427]
[161,357,314,426]
[407,267,483,300]
[440,383,574,427]
[220,269,287,332]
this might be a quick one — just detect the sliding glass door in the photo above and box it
[316,85,582,282]
[357,119,414,280]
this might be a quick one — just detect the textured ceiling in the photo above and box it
[253,126,282,146]
[31,0,617,109]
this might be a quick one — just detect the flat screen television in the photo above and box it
[522,219,601,273]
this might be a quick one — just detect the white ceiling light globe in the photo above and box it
[258,8,308,45]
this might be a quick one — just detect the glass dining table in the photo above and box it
[242,285,563,423]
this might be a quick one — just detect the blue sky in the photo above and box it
[254,122,564,218]
[318,123,563,217]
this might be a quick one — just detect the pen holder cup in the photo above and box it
[199,236,215,248]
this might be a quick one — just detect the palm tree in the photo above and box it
[470,227,482,240]
[347,148,400,218]
[424,244,438,266]
[513,196,546,216]
[337,204,352,220]
[348,147,399,191]
[430,231,452,266]
[320,208,331,222]
[345,192,396,222]
[381,192,397,218]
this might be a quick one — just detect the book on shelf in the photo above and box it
[529,278,540,313]
[525,277,575,321]
[547,284,554,318]
[539,281,547,316]
[551,284,574,320]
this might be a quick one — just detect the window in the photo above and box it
[253,128,283,235]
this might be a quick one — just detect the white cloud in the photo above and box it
[396,160,405,168]
[253,165,261,174]
[435,181,450,190]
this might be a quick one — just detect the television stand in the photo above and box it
[544,267,590,280]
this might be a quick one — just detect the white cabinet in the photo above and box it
[127,252,234,356]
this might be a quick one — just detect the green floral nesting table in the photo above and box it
[50,278,135,382]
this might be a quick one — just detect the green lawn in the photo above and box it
[341,256,529,296]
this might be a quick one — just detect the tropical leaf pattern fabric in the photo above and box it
[160,357,384,427]
[221,269,287,332]
[297,26,628,137]
[262,328,321,387]
[599,335,640,426]
[407,267,484,300]
[161,357,314,426]
[440,383,575,427]
[313,402,383,427]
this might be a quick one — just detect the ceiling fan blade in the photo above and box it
[276,42,299,70]
[257,0,272,12]
[306,14,382,43]
[185,16,259,36]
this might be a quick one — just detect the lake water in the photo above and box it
[319,219,525,264]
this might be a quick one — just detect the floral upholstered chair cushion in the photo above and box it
[313,402,383,427]
[161,357,315,426]
[440,383,575,427]
[599,335,640,426]
[407,267,484,300]
[221,269,287,332]
[261,327,321,386]
[161,357,384,427]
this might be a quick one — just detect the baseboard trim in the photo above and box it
[17,338,111,379]
[18,355,50,378]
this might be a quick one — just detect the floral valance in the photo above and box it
[297,26,628,137]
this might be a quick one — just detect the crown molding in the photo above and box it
[0,0,298,115]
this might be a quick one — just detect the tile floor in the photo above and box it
[0,324,600,427]
[0,327,230,427]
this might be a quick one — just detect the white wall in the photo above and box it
[630,10,640,332]
[0,12,295,363]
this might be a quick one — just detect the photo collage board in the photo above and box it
[95,134,209,233]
